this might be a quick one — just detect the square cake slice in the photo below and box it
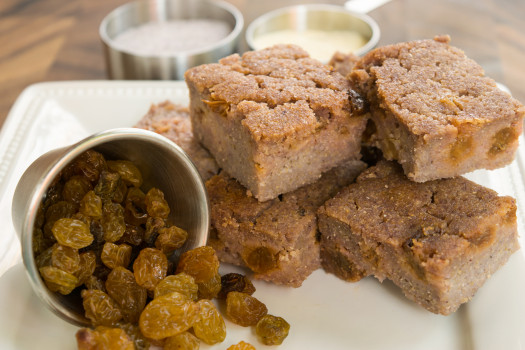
[350,35,524,182]
[185,44,367,201]
[134,101,219,181]
[318,160,519,315]
[207,160,366,287]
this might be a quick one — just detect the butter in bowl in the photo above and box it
[245,4,380,63]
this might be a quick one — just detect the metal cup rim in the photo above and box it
[99,0,244,59]
[245,4,381,58]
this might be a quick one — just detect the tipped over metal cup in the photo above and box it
[11,128,209,326]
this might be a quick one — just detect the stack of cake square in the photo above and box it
[144,36,524,314]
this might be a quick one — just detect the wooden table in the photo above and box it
[1,0,525,128]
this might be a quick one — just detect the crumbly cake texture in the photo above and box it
[207,160,367,287]
[318,160,519,315]
[185,44,367,201]
[134,101,219,181]
[328,51,360,77]
[350,35,525,182]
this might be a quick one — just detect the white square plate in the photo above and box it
[0,81,524,349]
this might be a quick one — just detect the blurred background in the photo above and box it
[1,0,524,127]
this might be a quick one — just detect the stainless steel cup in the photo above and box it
[245,4,380,62]
[99,0,243,80]
[11,128,209,326]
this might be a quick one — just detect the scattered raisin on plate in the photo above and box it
[256,314,291,345]
[193,299,226,344]
[226,291,268,327]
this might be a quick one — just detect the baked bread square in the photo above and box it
[207,160,366,287]
[318,160,519,315]
[350,36,524,182]
[185,44,367,201]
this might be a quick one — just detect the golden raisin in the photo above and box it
[164,331,199,350]
[107,160,143,188]
[62,176,93,204]
[51,218,93,249]
[112,180,128,204]
[255,314,290,345]
[76,326,134,350]
[39,265,78,295]
[35,245,54,268]
[176,246,219,283]
[450,133,473,163]
[81,289,123,326]
[51,244,80,274]
[244,246,277,273]
[101,242,132,269]
[79,190,102,218]
[73,150,108,182]
[133,248,168,290]
[45,201,77,224]
[198,272,221,300]
[155,225,188,255]
[71,212,92,226]
[105,267,147,323]
[102,201,126,242]
[94,171,121,201]
[489,127,516,156]
[227,341,256,350]
[85,275,106,292]
[145,188,170,219]
[139,292,197,340]
[226,291,268,327]
[154,273,198,301]
[193,299,226,345]
[75,251,97,286]
[117,323,151,350]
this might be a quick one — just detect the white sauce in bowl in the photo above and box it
[252,29,367,62]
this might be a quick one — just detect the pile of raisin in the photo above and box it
[34,149,289,349]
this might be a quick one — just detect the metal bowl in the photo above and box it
[11,128,209,326]
[246,4,380,62]
[99,0,243,80]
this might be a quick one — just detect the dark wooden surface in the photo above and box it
[1,0,525,128]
